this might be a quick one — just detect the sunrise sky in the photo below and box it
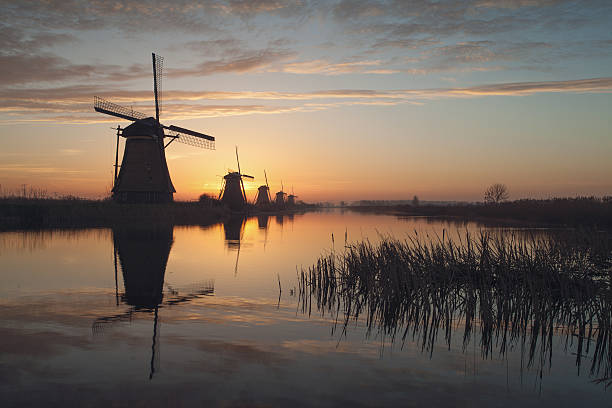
[1,0,611,202]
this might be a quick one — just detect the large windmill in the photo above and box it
[219,147,253,210]
[94,53,215,203]
[255,170,272,207]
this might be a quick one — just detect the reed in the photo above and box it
[299,230,612,383]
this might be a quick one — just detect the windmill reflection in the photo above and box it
[257,214,269,230]
[223,216,246,276]
[93,225,214,379]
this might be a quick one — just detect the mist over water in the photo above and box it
[0,210,609,406]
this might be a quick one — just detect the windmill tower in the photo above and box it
[287,186,297,206]
[219,147,253,210]
[94,53,215,203]
[255,170,272,207]
[275,181,286,207]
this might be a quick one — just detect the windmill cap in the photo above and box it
[123,117,160,137]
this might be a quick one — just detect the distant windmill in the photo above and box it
[275,181,287,207]
[93,53,215,203]
[287,186,297,206]
[255,170,272,207]
[219,146,253,210]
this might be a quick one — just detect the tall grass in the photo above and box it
[299,230,612,384]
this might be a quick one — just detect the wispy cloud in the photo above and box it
[1,77,610,124]
[281,59,386,75]
[0,163,89,175]
[170,49,296,77]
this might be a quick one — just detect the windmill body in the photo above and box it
[255,185,271,206]
[287,194,296,206]
[94,53,215,203]
[275,191,286,206]
[220,172,247,210]
[113,118,175,203]
[255,170,272,207]
[219,147,253,211]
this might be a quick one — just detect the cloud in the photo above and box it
[0,164,89,175]
[0,0,310,34]
[0,27,76,53]
[282,59,385,75]
[1,77,610,124]
[170,49,296,77]
[1,0,609,86]
[0,47,291,86]
[0,54,149,86]
[449,77,612,96]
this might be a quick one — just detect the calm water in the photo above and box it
[0,210,608,407]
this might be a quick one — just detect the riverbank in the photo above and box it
[348,197,612,229]
[0,197,319,230]
[0,198,230,230]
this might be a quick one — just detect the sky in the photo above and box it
[1,0,611,202]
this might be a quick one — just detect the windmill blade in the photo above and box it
[264,170,269,188]
[152,53,163,122]
[165,128,215,150]
[240,178,247,202]
[241,174,254,179]
[164,125,214,141]
[235,146,241,175]
[94,96,148,122]
[218,179,225,199]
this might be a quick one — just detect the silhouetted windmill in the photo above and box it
[275,181,286,207]
[94,53,215,203]
[255,170,272,207]
[287,186,297,206]
[219,147,253,210]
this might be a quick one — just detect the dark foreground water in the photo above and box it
[0,210,608,407]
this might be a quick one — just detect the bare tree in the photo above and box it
[484,183,509,204]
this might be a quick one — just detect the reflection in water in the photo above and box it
[299,231,612,387]
[115,226,172,308]
[223,216,246,249]
[223,216,246,276]
[257,214,269,230]
[93,226,214,379]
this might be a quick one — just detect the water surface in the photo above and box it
[0,210,608,406]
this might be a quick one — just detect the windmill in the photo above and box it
[275,180,286,207]
[255,170,272,207]
[287,186,297,206]
[94,53,215,203]
[219,146,253,210]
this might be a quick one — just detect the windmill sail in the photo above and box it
[152,53,163,122]
[94,97,148,122]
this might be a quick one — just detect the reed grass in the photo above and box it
[299,230,612,383]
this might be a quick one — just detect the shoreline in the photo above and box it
[345,197,612,229]
[0,198,316,231]
[2,196,610,231]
